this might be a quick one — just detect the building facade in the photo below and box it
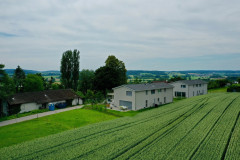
[4,89,82,115]
[112,83,174,110]
[171,80,208,98]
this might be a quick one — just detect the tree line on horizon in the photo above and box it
[0,49,127,116]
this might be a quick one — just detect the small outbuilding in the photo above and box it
[3,89,82,115]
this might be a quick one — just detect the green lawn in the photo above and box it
[83,104,139,117]
[208,87,227,93]
[0,109,117,148]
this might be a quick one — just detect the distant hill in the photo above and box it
[5,69,60,76]
[5,69,240,78]
[127,70,167,76]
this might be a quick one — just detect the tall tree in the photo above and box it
[94,55,127,93]
[0,64,15,117]
[24,74,44,92]
[60,49,80,90]
[72,49,80,91]
[78,69,95,94]
[13,65,25,92]
[105,55,127,84]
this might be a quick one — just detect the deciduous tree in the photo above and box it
[24,74,44,92]
[94,55,127,93]
[78,69,95,94]
[60,49,80,91]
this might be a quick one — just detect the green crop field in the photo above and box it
[0,93,240,159]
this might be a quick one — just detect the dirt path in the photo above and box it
[0,105,83,127]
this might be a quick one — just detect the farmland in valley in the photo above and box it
[0,93,240,159]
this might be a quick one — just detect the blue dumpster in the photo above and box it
[48,103,55,111]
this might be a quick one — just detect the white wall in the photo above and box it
[188,84,208,98]
[113,87,136,110]
[20,103,41,113]
[135,88,173,110]
[72,98,82,105]
[172,82,208,98]
[171,82,189,98]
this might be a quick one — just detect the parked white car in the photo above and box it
[119,106,128,110]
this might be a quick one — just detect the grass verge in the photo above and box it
[0,109,117,148]
[208,87,227,93]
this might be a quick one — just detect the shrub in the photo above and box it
[227,84,240,92]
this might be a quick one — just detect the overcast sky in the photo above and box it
[0,0,240,71]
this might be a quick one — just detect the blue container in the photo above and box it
[48,103,55,111]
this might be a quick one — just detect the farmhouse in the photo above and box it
[112,83,174,110]
[2,89,82,115]
[171,80,208,98]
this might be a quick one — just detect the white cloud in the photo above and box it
[0,0,240,70]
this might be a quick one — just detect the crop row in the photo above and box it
[0,93,239,160]
[129,94,239,159]
[191,95,240,159]
[0,95,208,159]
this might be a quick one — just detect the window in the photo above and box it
[146,100,148,107]
[176,92,181,97]
[164,88,166,92]
[175,92,186,97]
[158,89,162,93]
[196,84,198,87]
[199,84,202,87]
[151,90,155,94]
[164,97,166,103]
[193,91,195,96]
[126,91,132,96]
[158,98,160,102]
[181,85,186,88]
[146,90,148,95]
[182,92,186,97]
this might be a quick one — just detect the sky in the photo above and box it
[0,0,240,71]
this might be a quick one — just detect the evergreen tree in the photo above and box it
[0,64,15,117]
[13,65,25,92]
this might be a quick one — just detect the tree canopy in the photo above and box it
[94,55,127,93]
[0,64,15,100]
[60,49,80,91]
[78,69,95,94]
[13,65,25,93]
[24,74,44,92]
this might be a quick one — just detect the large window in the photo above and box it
[146,90,148,95]
[158,89,162,93]
[151,90,155,94]
[199,84,202,87]
[126,91,132,96]
[164,88,166,92]
[175,91,186,97]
